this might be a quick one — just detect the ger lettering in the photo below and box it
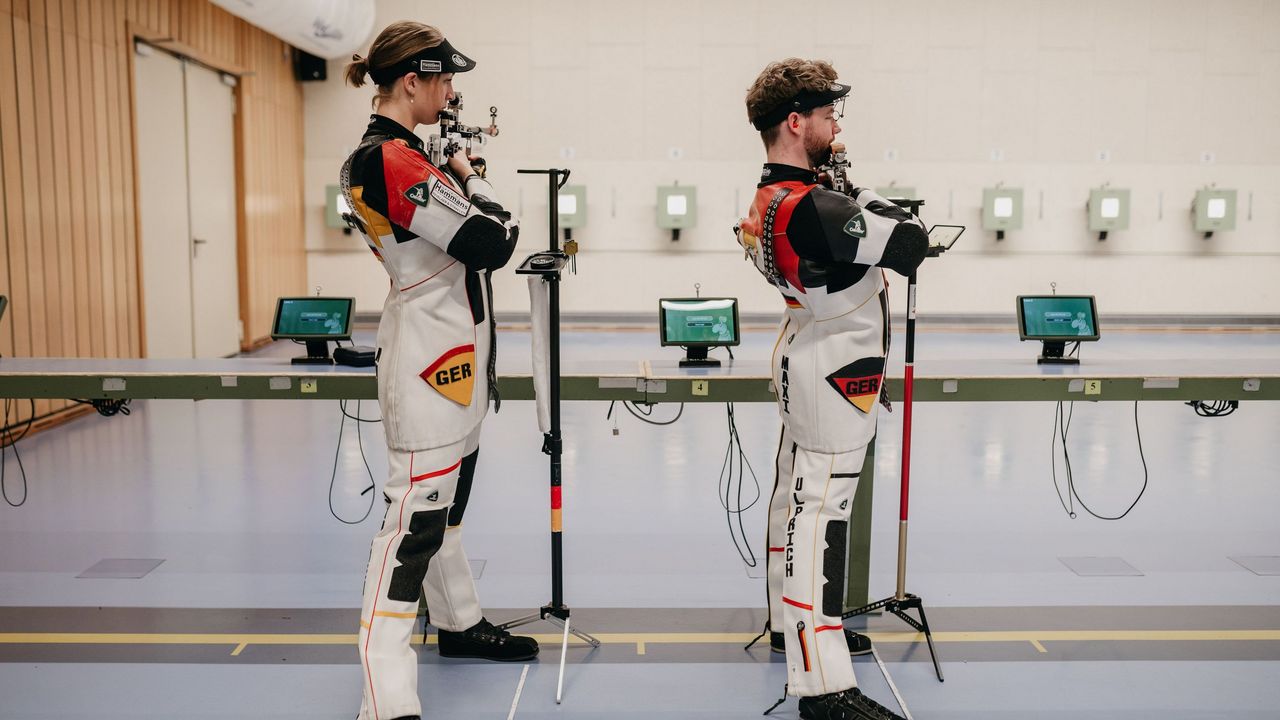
[435,363,472,385]
[843,377,879,395]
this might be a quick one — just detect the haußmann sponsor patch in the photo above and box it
[430,181,471,216]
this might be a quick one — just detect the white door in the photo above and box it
[134,46,194,358]
[134,44,241,358]
[184,64,241,358]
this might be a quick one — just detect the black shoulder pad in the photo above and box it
[807,188,867,264]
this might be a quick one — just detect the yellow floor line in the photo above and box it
[1030,640,1047,653]
[231,642,247,656]
[2,629,1278,648]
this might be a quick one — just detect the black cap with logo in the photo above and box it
[370,37,476,85]
[751,82,850,131]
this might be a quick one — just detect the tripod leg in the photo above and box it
[556,614,571,704]
[569,625,602,648]
[888,599,944,683]
[495,612,542,632]
[914,603,944,682]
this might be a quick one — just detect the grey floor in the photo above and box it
[1,326,1278,718]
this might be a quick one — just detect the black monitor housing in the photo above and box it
[658,297,740,368]
[270,297,355,364]
[1017,294,1100,365]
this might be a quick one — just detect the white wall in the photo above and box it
[304,0,1280,318]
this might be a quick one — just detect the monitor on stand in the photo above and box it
[658,297,740,368]
[1017,295,1100,364]
[271,297,355,364]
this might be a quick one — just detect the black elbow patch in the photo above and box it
[879,224,929,276]
[470,194,512,223]
[448,215,517,270]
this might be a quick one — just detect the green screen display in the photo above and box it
[660,299,738,345]
[1020,296,1097,339]
[273,298,352,338]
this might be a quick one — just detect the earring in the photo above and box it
[409,96,415,104]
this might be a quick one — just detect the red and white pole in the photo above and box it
[896,276,918,601]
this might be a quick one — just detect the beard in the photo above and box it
[803,130,832,169]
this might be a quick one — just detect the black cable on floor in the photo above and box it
[1,397,34,508]
[1050,401,1076,518]
[0,397,36,442]
[719,403,762,567]
[1051,399,1149,520]
[328,399,378,524]
[604,400,757,565]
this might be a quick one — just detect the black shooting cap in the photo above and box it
[369,37,476,85]
[751,81,850,131]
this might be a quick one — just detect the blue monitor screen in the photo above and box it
[659,298,739,346]
[1018,296,1099,340]
[272,297,353,339]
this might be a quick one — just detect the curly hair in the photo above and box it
[745,58,838,144]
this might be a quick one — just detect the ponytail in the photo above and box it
[345,54,370,88]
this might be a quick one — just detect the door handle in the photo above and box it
[192,238,209,244]
[192,237,207,258]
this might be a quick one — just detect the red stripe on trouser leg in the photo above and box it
[781,444,867,697]
[411,458,462,483]
[783,596,813,611]
[361,436,478,720]
[362,480,414,720]
[767,424,794,633]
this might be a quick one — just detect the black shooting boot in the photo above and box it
[437,617,539,661]
[798,688,905,720]
[770,629,873,656]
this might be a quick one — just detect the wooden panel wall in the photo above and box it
[233,19,308,348]
[0,0,306,432]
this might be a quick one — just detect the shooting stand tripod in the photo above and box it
[842,198,946,683]
[499,168,600,704]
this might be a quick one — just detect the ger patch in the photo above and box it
[420,344,476,406]
[825,356,885,414]
[842,211,867,239]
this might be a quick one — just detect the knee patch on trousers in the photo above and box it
[447,449,480,527]
[822,520,848,617]
[387,508,448,603]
